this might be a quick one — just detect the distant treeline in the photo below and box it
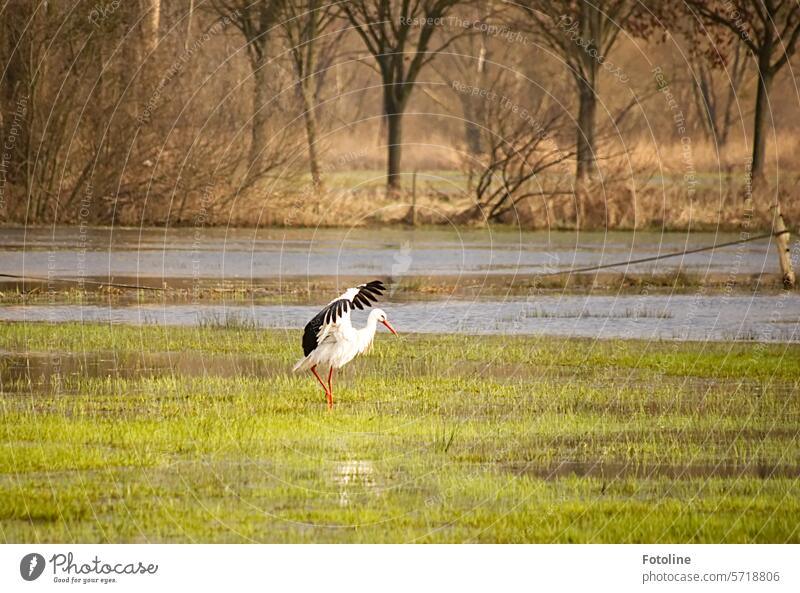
[1,1,798,228]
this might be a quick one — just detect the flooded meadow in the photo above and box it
[1,226,798,542]
[2,226,798,343]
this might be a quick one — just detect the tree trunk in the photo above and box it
[386,102,403,196]
[140,0,161,57]
[1,46,27,192]
[692,61,720,142]
[459,36,488,191]
[461,96,481,191]
[300,86,323,192]
[461,96,483,156]
[185,0,194,51]
[296,7,324,194]
[575,1,598,182]
[720,46,747,146]
[150,0,161,53]
[575,75,596,181]
[249,57,270,181]
[751,62,773,185]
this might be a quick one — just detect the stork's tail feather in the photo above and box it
[292,355,313,373]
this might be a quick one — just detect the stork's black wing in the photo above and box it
[301,280,386,356]
[349,280,385,310]
[301,300,350,356]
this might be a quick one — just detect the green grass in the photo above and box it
[1,322,798,542]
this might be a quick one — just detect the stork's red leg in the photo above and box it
[327,367,334,409]
[311,365,326,391]
[311,365,333,409]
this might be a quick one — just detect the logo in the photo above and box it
[20,553,46,581]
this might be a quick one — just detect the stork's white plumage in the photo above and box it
[293,280,397,408]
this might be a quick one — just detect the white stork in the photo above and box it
[293,280,397,408]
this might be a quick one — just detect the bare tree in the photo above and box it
[689,43,749,147]
[679,1,800,183]
[436,14,494,189]
[211,0,286,182]
[0,1,104,222]
[342,0,464,196]
[280,0,339,192]
[455,71,574,223]
[0,1,35,218]
[144,0,162,54]
[517,0,640,182]
[186,0,196,50]
[468,117,573,222]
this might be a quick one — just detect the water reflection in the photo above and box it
[334,460,377,507]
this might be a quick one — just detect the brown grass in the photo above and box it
[39,134,795,231]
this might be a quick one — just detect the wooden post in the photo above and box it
[409,169,417,226]
[772,202,796,289]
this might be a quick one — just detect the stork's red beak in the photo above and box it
[381,319,398,335]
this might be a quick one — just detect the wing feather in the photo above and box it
[301,280,386,355]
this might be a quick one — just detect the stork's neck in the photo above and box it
[356,313,380,353]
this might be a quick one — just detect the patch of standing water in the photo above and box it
[1,226,781,278]
[334,460,377,507]
[1,294,798,342]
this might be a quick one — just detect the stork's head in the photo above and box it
[371,308,398,335]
